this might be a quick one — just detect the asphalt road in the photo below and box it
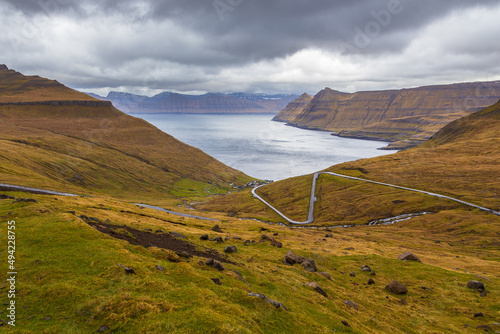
[252,172,500,225]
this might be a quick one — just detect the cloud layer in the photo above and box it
[1,0,500,95]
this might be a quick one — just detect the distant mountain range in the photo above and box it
[274,81,500,149]
[89,91,299,114]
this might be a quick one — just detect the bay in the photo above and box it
[133,113,398,180]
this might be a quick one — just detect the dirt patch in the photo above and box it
[82,217,233,264]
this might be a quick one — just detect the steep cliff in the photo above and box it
[275,82,500,148]
[272,93,313,122]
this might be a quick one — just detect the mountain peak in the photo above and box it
[0,64,8,70]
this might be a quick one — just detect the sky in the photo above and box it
[1,0,500,96]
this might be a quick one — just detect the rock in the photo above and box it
[44,317,51,320]
[306,282,328,297]
[271,238,283,248]
[13,198,38,204]
[319,272,332,280]
[261,234,273,241]
[367,278,375,285]
[0,195,15,200]
[398,252,421,262]
[210,237,224,243]
[341,320,351,327]
[98,325,109,332]
[343,300,358,310]
[175,251,192,259]
[361,265,371,272]
[474,312,484,318]
[232,270,246,282]
[170,231,187,239]
[212,224,222,233]
[273,233,278,236]
[371,271,376,276]
[155,265,165,272]
[200,234,209,240]
[476,325,493,331]
[247,293,288,311]
[401,299,408,305]
[210,278,222,285]
[205,258,225,271]
[385,280,408,295]
[117,264,135,274]
[224,246,238,253]
[301,259,318,272]
[325,233,333,238]
[467,280,485,290]
[480,290,487,297]
[349,272,356,277]
[283,250,304,265]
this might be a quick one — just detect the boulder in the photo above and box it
[467,280,485,290]
[367,278,375,285]
[170,231,187,239]
[205,258,225,271]
[306,282,328,297]
[398,252,421,262]
[211,224,222,233]
[200,234,209,240]
[283,250,305,265]
[319,272,332,280]
[301,259,318,272]
[385,280,408,295]
[224,245,238,253]
[361,265,371,272]
[343,300,358,310]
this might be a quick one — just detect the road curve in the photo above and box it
[252,172,500,225]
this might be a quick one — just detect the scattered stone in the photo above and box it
[370,271,376,276]
[170,231,187,239]
[212,224,222,233]
[210,278,222,285]
[349,272,356,277]
[301,259,318,272]
[210,237,224,243]
[283,250,305,265]
[367,278,375,285]
[261,234,273,241]
[480,290,487,297]
[467,280,485,290]
[398,252,421,262]
[385,280,408,295]
[13,198,38,204]
[475,274,492,282]
[306,282,328,297]
[476,325,493,331]
[361,265,371,272]
[247,293,288,311]
[44,317,51,320]
[200,234,209,240]
[261,234,283,248]
[224,245,238,253]
[343,300,358,310]
[344,247,354,251]
[325,233,333,238]
[474,312,484,318]
[176,251,193,259]
[401,299,408,305]
[271,238,283,248]
[117,264,135,274]
[273,233,278,236]
[155,265,165,272]
[259,227,270,232]
[0,195,15,200]
[206,258,225,271]
[98,325,109,332]
[319,272,332,280]
[155,229,164,233]
[341,320,351,327]
[232,270,246,282]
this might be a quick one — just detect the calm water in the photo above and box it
[134,113,397,180]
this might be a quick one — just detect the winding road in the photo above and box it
[252,172,500,225]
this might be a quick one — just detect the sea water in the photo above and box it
[133,113,397,180]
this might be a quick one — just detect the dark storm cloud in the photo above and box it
[1,0,500,94]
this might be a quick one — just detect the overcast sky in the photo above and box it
[1,0,500,96]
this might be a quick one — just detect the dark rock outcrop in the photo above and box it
[398,252,421,262]
[306,282,328,297]
[385,280,408,295]
[247,293,288,311]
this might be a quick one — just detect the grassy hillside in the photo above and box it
[274,82,500,149]
[0,66,252,203]
[199,100,500,226]
[0,191,498,333]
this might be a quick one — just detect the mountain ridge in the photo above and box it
[275,81,500,149]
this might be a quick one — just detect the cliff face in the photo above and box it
[272,93,313,122]
[275,82,500,148]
